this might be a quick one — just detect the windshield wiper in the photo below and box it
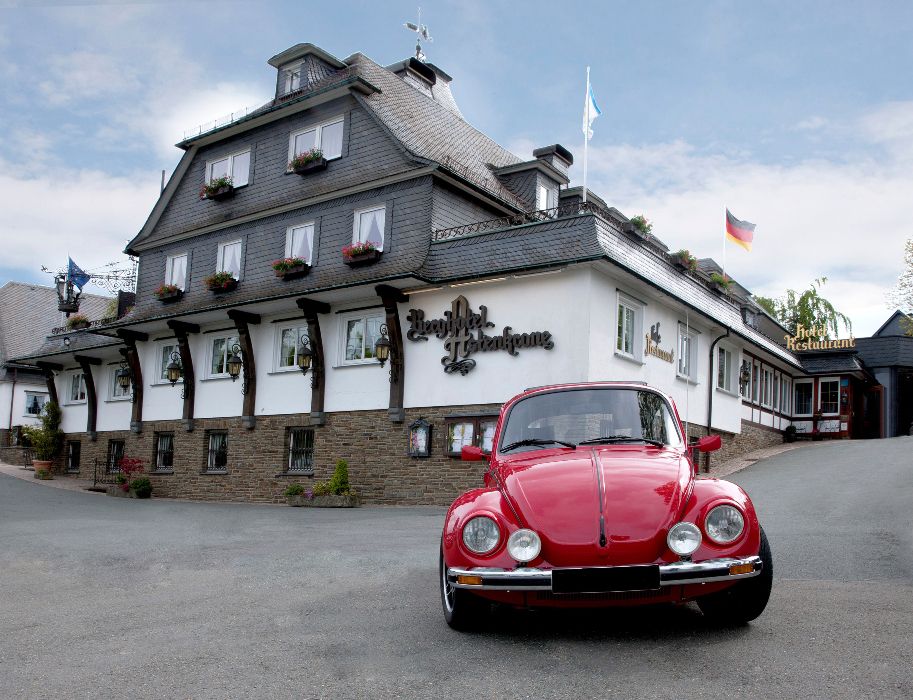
[500,438,577,452]
[578,435,666,448]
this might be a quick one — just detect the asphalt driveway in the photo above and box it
[1,437,911,699]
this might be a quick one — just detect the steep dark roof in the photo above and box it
[872,310,912,337]
[799,351,866,375]
[855,336,913,368]
[0,282,111,365]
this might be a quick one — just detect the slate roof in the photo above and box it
[855,336,913,368]
[0,282,112,367]
[799,352,867,375]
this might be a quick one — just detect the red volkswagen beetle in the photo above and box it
[440,382,772,629]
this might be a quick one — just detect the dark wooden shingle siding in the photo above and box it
[145,96,418,247]
[130,177,433,323]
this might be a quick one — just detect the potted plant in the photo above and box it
[204,271,238,293]
[272,257,310,280]
[783,424,797,443]
[289,148,327,175]
[131,476,153,499]
[709,272,733,293]
[107,457,147,498]
[671,249,697,273]
[199,175,234,201]
[297,460,360,507]
[154,283,184,303]
[66,313,90,330]
[629,215,653,237]
[284,483,311,506]
[342,241,381,267]
[21,402,63,477]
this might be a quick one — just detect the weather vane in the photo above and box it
[404,7,432,62]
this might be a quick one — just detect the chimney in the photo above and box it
[533,144,574,178]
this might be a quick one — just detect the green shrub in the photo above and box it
[131,477,152,499]
[21,402,63,460]
[312,480,331,497]
[34,469,53,480]
[328,459,350,494]
[115,473,128,485]
[783,425,797,443]
[284,483,305,496]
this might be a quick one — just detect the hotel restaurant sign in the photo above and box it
[785,324,856,351]
[406,295,554,375]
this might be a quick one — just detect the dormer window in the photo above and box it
[288,117,344,165]
[536,183,557,211]
[206,149,250,188]
[282,62,303,95]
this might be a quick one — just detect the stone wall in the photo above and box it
[56,409,785,504]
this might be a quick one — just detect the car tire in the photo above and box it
[440,547,487,631]
[697,527,773,625]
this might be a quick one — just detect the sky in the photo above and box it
[1,0,911,336]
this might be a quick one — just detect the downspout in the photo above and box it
[705,328,730,473]
[7,367,16,437]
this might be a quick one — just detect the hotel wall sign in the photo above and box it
[406,295,554,375]
[785,324,856,351]
[644,322,674,363]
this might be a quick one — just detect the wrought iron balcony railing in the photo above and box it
[431,200,600,242]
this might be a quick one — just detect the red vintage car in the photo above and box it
[440,382,772,629]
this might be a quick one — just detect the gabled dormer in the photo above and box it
[268,43,348,100]
[491,144,572,211]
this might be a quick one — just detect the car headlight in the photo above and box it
[667,522,702,557]
[704,505,745,544]
[507,529,541,563]
[462,516,500,554]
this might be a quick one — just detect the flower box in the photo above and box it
[292,157,328,175]
[204,273,238,294]
[290,494,361,508]
[203,185,234,201]
[155,287,184,303]
[343,249,382,267]
[68,320,90,330]
[210,279,238,294]
[275,264,310,280]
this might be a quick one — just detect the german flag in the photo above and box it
[726,209,755,252]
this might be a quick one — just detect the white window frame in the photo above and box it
[288,116,344,164]
[781,377,792,415]
[337,310,385,366]
[794,378,814,417]
[536,183,557,211]
[155,342,182,385]
[23,392,48,417]
[773,373,780,411]
[205,148,250,188]
[109,365,131,401]
[216,239,243,279]
[282,61,303,95]
[752,361,761,404]
[818,376,840,415]
[677,324,699,383]
[352,205,386,252]
[716,346,735,393]
[274,323,310,373]
[66,372,87,404]
[207,333,240,379]
[760,367,773,408]
[615,293,644,362]
[165,253,188,290]
[284,222,316,264]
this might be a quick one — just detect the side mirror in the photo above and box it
[695,435,722,453]
[461,445,486,461]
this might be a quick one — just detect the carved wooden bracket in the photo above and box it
[296,298,331,425]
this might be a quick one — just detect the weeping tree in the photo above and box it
[754,277,852,337]
[888,239,913,336]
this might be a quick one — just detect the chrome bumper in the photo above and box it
[447,556,762,591]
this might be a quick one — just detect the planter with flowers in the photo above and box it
[66,314,90,331]
[343,241,381,268]
[671,249,698,273]
[272,257,310,280]
[709,272,733,294]
[200,176,234,201]
[285,460,360,508]
[628,214,653,237]
[289,148,327,176]
[204,271,238,294]
[154,283,184,303]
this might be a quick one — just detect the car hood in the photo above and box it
[500,446,691,566]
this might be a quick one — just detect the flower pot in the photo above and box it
[713,283,731,295]
[673,258,693,272]
[208,279,238,294]
[106,485,132,498]
[274,264,310,280]
[68,321,90,330]
[204,185,234,201]
[286,494,308,507]
[293,158,328,175]
[31,459,53,472]
[300,494,361,508]
[343,250,382,268]
[156,289,184,304]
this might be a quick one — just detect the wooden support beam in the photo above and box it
[117,336,144,433]
[116,329,149,343]
[376,286,409,423]
[296,297,331,425]
[226,309,261,326]
[229,312,258,429]
[75,356,99,441]
[35,362,62,406]
[168,321,198,431]
[167,320,201,335]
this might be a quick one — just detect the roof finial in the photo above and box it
[403,7,433,62]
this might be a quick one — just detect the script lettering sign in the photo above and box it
[406,295,554,375]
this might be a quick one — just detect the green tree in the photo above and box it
[888,239,913,336]
[753,277,852,337]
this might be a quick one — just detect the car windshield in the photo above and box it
[499,388,684,453]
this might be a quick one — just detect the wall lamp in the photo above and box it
[227,343,248,395]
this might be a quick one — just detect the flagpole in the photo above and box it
[722,208,727,280]
[583,66,590,205]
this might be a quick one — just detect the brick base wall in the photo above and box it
[58,410,785,505]
[687,420,785,473]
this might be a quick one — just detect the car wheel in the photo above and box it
[697,527,773,625]
[440,547,487,631]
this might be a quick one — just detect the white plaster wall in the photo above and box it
[0,383,13,431]
[401,269,592,409]
[58,368,88,434]
[96,359,134,432]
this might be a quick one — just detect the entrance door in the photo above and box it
[897,370,913,437]
[862,386,884,439]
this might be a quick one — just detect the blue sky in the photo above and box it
[2,0,912,334]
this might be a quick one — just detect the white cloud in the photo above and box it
[571,111,912,336]
[39,51,139,105]
[794,116,829,131]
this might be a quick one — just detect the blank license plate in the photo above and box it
[551,565,660,593]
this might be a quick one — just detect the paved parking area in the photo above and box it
[1,438,912,699]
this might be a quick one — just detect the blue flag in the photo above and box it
[68,258,91,290]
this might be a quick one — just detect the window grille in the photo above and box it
[287,428,315,474]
